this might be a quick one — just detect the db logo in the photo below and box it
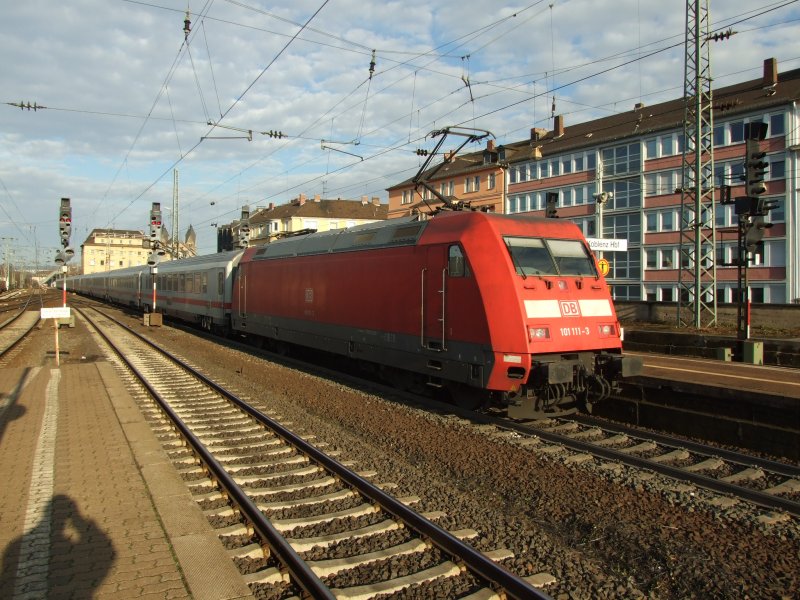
[559,300,581,316]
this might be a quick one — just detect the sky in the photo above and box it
[1,0,799,262]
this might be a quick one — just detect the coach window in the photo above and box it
[448,245,469,277]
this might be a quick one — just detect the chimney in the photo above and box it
[444,150,454,162]
[554,115,564,138]
[269,202,274,210]
[298,193,306,206]
[634,102,645,112]
[486,140,495,152]
[763,57,778,89]
[530,127,547,142]
[314,194,321,202]
[372,196,380,206]
[361,195,368,205]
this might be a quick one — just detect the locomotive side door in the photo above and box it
[421,246,447,351]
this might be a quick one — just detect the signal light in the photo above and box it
[745,216,772,252]
[745,138,768,198]
[545,192,559,218]
[58,197,72,248]
[149,202,163,243]
[237,205,251,248]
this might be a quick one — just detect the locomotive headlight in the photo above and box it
[598,324,616,337]
[529,326,550,341]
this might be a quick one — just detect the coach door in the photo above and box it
[237,264,247,319]
[421,246,447,351]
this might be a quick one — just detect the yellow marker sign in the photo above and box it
[598,258,610,276]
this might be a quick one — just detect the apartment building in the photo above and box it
[386,57,798,304]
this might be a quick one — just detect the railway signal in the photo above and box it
[545,192,559,218]
[238,206,251,248]
[58,197,72,248]
[149,202,163,244]
[744,138,768,198]
[732,121,776,341]
[57,198,73,307]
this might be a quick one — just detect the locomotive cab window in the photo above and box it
[504,237,597,277]
[546,239,598,276]
[448,245,469,277]
[504,237,557,276]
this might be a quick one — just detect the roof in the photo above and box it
[249,198,387,224]
[86,228,144,237]
[387,150,500,190]
[499,63,800,164]
[387,59,800,186]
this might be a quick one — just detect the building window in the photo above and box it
[539,162,548,179]
[570,216,596,237]
[730,121,745,143]
[645,138,658,159]
[769,157,785,180]
[473,176,480,191]
[604,212,641,245]
[645,209,677,233]
[611,284,641,300]
[603,178,641,210]
[488,173,496,190]
[602,143,641,177]
[769,112,785,136]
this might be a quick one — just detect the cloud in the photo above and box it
[1,0,798,257]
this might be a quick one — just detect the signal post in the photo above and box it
[145,202,164,326]
[719,122,776,363]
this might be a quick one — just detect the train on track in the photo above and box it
[68,211,641,418]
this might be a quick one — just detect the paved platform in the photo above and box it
[0,358,255,599]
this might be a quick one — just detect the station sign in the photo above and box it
[41,306,71,320]
[586,238,628,252]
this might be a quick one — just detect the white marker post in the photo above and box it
[41,306,71,367]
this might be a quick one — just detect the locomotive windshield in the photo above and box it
[504,237,597,277]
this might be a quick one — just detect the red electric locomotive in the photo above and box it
[231,210,640,418]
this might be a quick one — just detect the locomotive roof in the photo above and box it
[246,211,584,261]
[250,215,428,260]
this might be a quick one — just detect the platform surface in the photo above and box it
[0,356,254,599]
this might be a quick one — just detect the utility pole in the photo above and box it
[1,237,15,290]
[677,0,717,328]
[172,169,179,260]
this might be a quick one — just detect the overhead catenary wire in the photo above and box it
[6,0,797,250]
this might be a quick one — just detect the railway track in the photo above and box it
[78,305,552,600]
[490,412,800,519]
[0,289,44,362]
[96,298,799,521]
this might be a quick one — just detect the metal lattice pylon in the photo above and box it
[677,0,717,328]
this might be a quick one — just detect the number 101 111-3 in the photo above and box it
[560,326,590,336]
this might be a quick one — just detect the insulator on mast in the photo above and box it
[183,9,191,40]
[368,49,376,80]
